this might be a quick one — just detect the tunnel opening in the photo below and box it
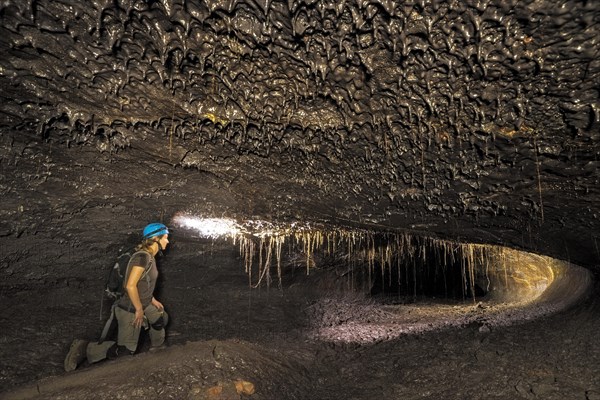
[169,214,593,346]
[366,235,488,301]
[174,215,562,305]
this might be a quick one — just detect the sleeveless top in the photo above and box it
[117,250,158,310]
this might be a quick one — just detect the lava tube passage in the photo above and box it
[174,215,592,344]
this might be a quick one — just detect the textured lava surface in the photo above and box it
[0,0,599,284]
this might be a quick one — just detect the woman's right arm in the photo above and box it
[125,266,145,328]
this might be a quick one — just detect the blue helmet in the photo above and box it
[142,222,169,239]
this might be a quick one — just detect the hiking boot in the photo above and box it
[64,339,88,372]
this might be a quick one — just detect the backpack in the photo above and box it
[104,248,153,299]
[105,249,134,299]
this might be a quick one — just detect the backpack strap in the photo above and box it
[123,250,154,288]
[99,302,118,343]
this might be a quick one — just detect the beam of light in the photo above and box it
[173,215,241,239]
[173,213,312,239]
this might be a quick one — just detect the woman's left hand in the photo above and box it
[151,297,164,311]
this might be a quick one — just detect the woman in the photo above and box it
[64,222,170,371]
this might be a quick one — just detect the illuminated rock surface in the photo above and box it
[0,0,599,398]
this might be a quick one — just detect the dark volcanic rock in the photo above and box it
[0,0,599,397]
[1,0,598,279]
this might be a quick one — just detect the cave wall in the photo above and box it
[1,0,599,292]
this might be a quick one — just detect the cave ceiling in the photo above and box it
[0,0,599,267]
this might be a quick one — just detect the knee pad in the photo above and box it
[151,315,165,330]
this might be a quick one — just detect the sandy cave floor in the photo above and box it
[1,251,600,400]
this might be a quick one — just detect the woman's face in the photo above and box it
[158,234,169,250]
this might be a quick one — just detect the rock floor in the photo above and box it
[1,252,599,400]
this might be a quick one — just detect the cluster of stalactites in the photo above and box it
[235,227,527,298]
[5,0,588,146]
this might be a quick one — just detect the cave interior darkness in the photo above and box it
[1,0,600,399]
